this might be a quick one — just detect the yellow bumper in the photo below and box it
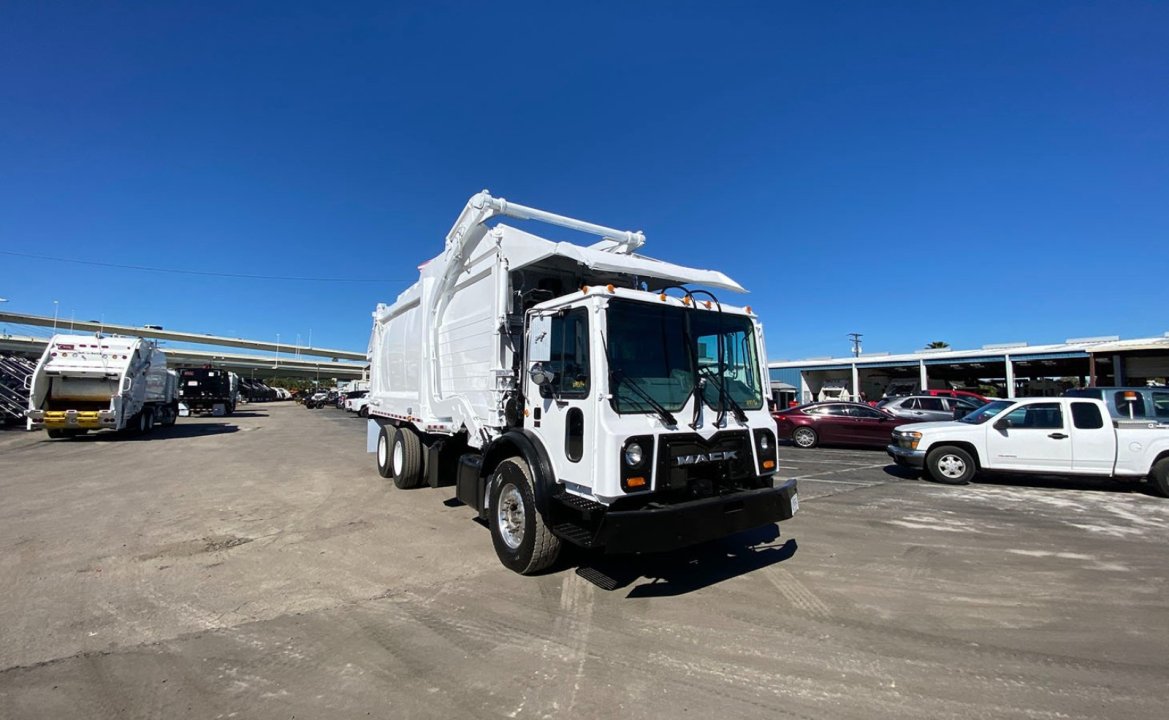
[41,411,106,429]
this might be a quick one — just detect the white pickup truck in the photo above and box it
[887,397,1169,497]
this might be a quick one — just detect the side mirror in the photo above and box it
[528,362,555,386]
[993,418,1010,431]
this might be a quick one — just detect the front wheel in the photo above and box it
[792,426,818,449]
[488,458,561,575]
[1149,457,1169,498]
[926,446,976,485]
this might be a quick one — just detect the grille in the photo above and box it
[655,430,754,494]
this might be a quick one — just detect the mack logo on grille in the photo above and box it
[674,450,738,466]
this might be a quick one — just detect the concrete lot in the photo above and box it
[2,403,1168,719]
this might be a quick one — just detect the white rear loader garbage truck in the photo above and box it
[27,333,178,438]
[366,191,798,574]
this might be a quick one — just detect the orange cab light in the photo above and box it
[659,293,667,302]
[682,296,692,306]
[763,460,775,470]
[606,284,615,293]
[704,301,712,309]
[745,305,753,314]
[581,285,590,293]
[626,476,646,488]
[523,408,530,417]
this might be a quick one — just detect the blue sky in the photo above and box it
[1,1,1166,361]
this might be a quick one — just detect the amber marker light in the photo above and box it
[581,285,590,293]
[745,305,753,314]
[659,293,667,302]
[763,460,775,470]
[626,476,646,488]
[682,296,691,306]
[606,284,615,293]
[704,301,712,309]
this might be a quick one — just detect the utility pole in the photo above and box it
[848,332,863,358]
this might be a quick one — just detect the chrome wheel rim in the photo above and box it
[937,454,967,479]
[794,428,815,448]
[496,483,525,550]
[377,434,387,468]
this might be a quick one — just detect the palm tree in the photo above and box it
[925,341,950,349]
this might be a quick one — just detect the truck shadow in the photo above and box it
[967,473,1150,496]
[568,530,798,596]
[884,464,1153,496]
[61,424,242,442]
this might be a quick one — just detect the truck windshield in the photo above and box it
[957,400,1013,424]
[605,299,763,414]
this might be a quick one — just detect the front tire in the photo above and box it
[792,426,818,449]
[488,458,561,575]
[1150,457,1169,498]
[391,427,423,489]
[926,446,976,485]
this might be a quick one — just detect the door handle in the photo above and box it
[1048,432,1068,439]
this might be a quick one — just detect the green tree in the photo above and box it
[925,341,950,349]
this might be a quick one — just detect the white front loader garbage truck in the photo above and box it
[27,333,179,438]
[366,191,798,574]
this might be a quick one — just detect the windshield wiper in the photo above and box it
[612,369,677,426]
[699,367,748,423]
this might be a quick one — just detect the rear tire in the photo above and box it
[359,405,369,418]
[46,429,65,439]
[792,426,818,449]
[144,410,155,433]
[1149,457,1169,498]
[488,457,561,574]
[376,425,393,478]
[926,446,976,485]
[391,427,423,489]
[137,411,149,434]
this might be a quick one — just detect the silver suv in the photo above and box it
[876,395,983,422]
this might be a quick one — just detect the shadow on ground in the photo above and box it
[41,423,241,442]
[570,527,798,596]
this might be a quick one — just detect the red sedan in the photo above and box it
[773,402,913,449]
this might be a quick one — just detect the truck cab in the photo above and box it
[523,287,773,506]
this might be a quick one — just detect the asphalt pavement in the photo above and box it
[2,403,1167,719]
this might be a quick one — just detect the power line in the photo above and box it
[0,250,402,283]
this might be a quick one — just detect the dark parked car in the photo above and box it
[773,401,913,449]
[876,395,984,422]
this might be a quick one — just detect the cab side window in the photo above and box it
[1004,402,1064,429]
[540,309,590,399]
[1071,402,1104,430]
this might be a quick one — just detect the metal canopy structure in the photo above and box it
[770,333,1169,402]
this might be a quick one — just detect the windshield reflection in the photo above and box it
[605,299,762,415]
[958,400,1013,424]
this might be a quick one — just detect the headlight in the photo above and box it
[899,431,922,450]
[624,442,644,466]
[759,434,770,450]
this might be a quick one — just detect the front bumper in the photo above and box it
[593,478,798,555]
[887,444,926,468]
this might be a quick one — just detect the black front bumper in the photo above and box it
[593,479,798,555]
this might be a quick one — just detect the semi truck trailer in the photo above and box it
[27,333,178,438]
[366,191,798,574]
